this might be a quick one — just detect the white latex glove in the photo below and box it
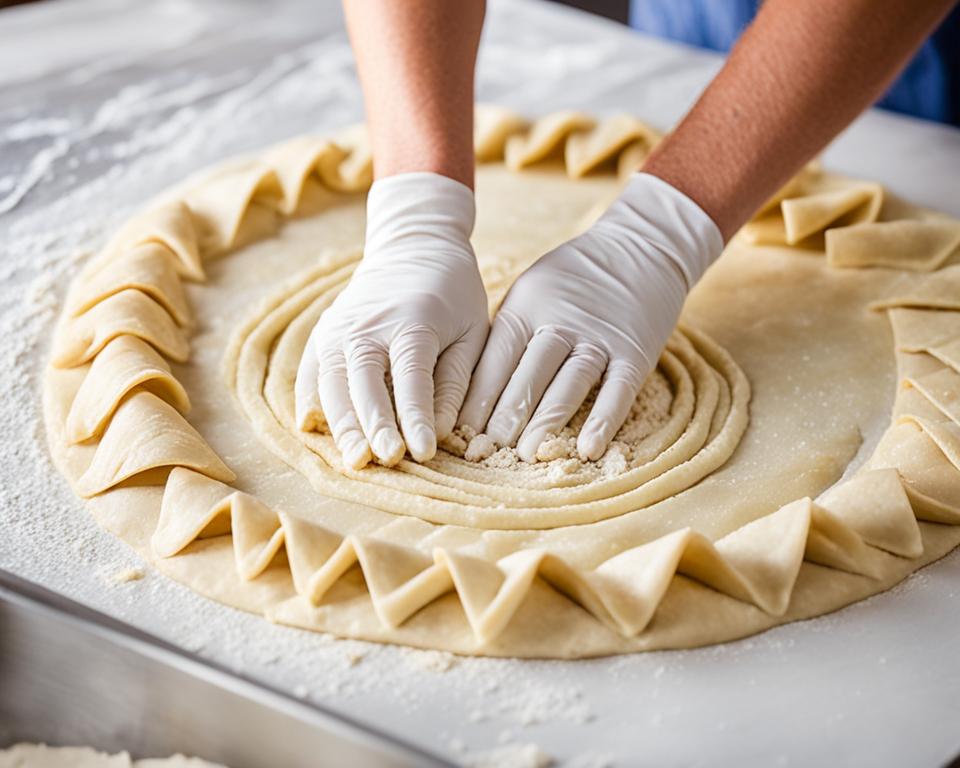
[458,172,723,463]
[295,172,488,470]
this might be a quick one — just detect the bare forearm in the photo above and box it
[643,0,955,241]
[343,0,485,188]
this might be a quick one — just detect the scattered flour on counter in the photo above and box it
[402,648,459,673]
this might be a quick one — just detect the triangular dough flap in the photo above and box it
[504,110,595,171]
[261,136,347,215]
[889,307,960,353]
[184,164,283,255]
[324,125,373,192]
[818,468,922,557]
[232,493,286,580]
[353,537,452,627]
[564,114,661,179]
[588,529,694,636]
[710,497,813,615]
[435,548,543,644]
[153,467,235,558]
[52,289,189,368]
[474,104,528,162]
[278,513,346,599]
[907,367,960,427]
[869,422,960,524]
[66,335,190,444]
[782,184,883,245]
[76,391,234,498]
[70,243,192,326]
[101,200,203,281]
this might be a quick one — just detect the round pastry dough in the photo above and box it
[43,107,960,658]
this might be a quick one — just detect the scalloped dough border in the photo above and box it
[42,106,960,657]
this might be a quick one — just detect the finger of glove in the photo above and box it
[294,328,323,432]
[345,338,405,466]
[577,360,648,461]
[433,324,488,440]
[389,327,440,463]
[315,345,372,470]
[458,311,530,433]
[486,329,572,448]
[516,343,607,462]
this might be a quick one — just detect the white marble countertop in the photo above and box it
[2,1,960,766]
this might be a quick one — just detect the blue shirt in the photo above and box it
[629,1,960,126]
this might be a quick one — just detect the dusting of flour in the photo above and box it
[440,369,674,485]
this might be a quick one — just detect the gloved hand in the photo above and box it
[458,172,723,463]
[295,172,489,470]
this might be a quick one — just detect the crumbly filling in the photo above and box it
[438,369,673,483]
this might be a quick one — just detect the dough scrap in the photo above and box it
[827,218,960,271]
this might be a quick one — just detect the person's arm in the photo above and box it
[644,0,956,240]
[461,0,956,462]
[343,0,485,187]
[295,1,488,470]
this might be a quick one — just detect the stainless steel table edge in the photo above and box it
[0,569,454,767]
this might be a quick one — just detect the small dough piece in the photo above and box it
[76,391,234,498]
[66,335,190,443]
[827,219,960,271]
[69,243,192,326]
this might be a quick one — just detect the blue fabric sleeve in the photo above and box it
[628,1,959,126]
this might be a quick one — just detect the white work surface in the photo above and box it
[3,1,960,765]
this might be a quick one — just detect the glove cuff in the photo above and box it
[365,172,476,255]
[600,172,724,291]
